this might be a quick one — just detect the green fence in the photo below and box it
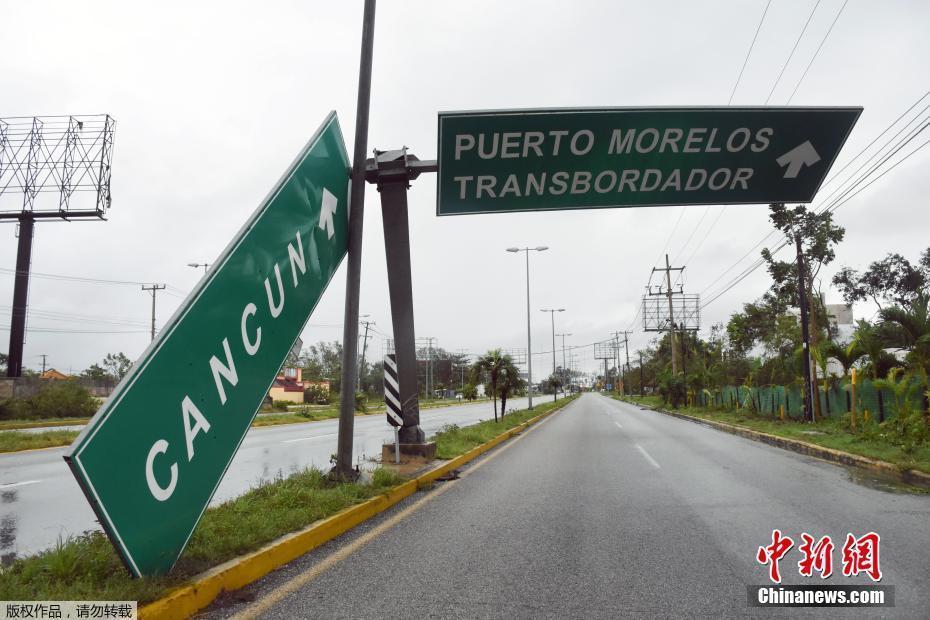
[696,379,928,422]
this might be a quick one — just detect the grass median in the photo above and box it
[433,394,578,459]
[0,467,404,603]
[0,430,81,453]
[619,394,930,475]
[0,395,573,602]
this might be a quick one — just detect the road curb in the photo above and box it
[627,399,930,488]
[139,396,576,620]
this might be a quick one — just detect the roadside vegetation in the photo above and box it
[620,393,930,475]
[433,393,577,458]
[0,430,81,453]
[0,467,404,603]
[0,354,574,601]
[599,204,930,475]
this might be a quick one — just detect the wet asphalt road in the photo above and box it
[0,397,531,562]
[216,393,930,619]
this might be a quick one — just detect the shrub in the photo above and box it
[272,400,298,411]
[0,381,98,420]
[657,372,687,409]
[354,391,368,413]
[304,384,330,405]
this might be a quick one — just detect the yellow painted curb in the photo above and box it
[627,399,930,488]
[139,396,577,620]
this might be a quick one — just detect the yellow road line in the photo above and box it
[230,409,560,620]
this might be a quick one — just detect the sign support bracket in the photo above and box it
[367,149,436,446]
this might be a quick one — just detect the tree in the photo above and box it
[851,320,898,380]
[496,360,526,419]
[763,203,845,421]
[470,349,515,422]
[0,352,6,374]
[879,292,930,373]
[822,339,866,378]
[461,383,478,400]
[81,363,110,381]
[299,341,343,393]
[833,249,928,311]
[102,353,132,381]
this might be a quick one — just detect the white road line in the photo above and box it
[281,432,337,444]
[0,479,42,490]
[615,421,624,429]
[635,444,661,469]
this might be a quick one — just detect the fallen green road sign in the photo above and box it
[65,112,350,576]
[436,107,861,215]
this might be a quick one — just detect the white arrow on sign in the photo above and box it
[776,140,821,179]
[318,187,338,239]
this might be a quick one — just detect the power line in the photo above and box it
[700,126,930,310]
[764,0,822,105]
[786,0,849,104]
[697,93,929,297]
[684,1,856,270]
[728,0,773,105]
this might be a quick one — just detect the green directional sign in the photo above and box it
[436,107,861,216]
[65,112,350,576]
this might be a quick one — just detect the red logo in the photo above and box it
[841,532,882,582]
[798,534,834,579]
[756,529,794,584]
[757,530,882,583]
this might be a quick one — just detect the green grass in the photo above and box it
[433,395,578,459]
[0,418,91,431]
[0,397,500,452]
[619,394,930,475]
[0,467,405,603]
[0,430,81,453]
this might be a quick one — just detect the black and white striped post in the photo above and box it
[384,353,403,463]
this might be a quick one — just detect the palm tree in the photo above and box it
[497,359,526,420]
[851,320,899,379]
[822,340,865,378]
[470,349,509,422]
[880,292,930,372]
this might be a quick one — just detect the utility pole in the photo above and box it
[556,332,571,389]
[417,336,436,398]
[650,254,684,374]
[612,330,632,395]
[639,350,645,397]
[795,232,815,422]
[40,354,47,374]
[357,319,374,392]
[541,308,564,401]
[141,284,166,342]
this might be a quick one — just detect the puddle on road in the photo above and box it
[844,467,930,495]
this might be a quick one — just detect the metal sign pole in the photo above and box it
[7,214,34,377]
[334,0,376,480]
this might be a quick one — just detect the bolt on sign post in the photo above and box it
[64,112,350,577]
[436,107,861,215]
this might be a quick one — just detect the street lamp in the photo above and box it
[507,246,548,409]
[556,332,572,391]
[540,308,564,401]
[187,262,210,274]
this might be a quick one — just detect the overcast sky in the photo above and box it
[2,0,928,378]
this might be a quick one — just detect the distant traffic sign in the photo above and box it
[65,112,350,576]
[436,107,861,215]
